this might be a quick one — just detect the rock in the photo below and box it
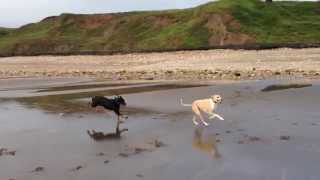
[0,148,16,156]
[104,160,110,164]
[280,136,290,141]
[248,136,261,142]
[136,174,144,178]
[234,72,241,77]
[249,73,255,77]
[96,152,105,156]
[118,153,129,158]
[32,166,44,173]
[134,147,148,154]
[7,151,15,156]
[154,140,165,148]
[144,77,154,80]
[70,165,83,172]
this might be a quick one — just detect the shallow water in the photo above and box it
[1,79,320,180]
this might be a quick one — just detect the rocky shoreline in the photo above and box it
[1,69,319,81]
[1,48,320,80]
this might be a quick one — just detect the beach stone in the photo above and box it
[118,153,129,158]
[280,136,290,141]
[154,140,165,148]
[165,70,173,74]
[144,77,154,80]
[234,72,241,77]
[104,160,110,164]
[32,166,44,173]
[75,166,83,171]
[136,174,144,178]
[0,148,16,156]
[96,152,105,156]
[248,136,261,142]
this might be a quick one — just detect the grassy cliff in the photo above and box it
[0,27,14,38]
[0,0,320,56]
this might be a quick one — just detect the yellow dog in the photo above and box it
[181,95,224,126]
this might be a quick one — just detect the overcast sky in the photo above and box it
[0,0,317,28]
[0,0,214,27]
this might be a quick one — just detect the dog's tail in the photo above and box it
[180,98,192,107]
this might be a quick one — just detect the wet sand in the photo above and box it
[1,78,320,180]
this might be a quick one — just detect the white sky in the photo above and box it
[0,0,317,28]
[0,0,213,27]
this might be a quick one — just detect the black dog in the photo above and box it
[89,95,127,117]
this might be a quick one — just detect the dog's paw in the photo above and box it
[209,116,215,119]
[203,122,209,126]
[219,117,225,121]
[193,120,199,126]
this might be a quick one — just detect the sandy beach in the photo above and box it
[1,78,320,180]
[0,48,320,80]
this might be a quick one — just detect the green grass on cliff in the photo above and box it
[0,0,320,56]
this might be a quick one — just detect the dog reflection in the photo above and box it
[192,127,220,159]
[87,128,128,141]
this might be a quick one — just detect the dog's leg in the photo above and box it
[197,111,209,126]
[208,113,216,119]
[201,118,209,126]
[114,108,125,124]
[118,115,124,124]
[208,113,224,121]
[192,116,199,125]
[213,113,224,121]
[193,106,209,126]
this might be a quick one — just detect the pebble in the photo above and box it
[32,166,45,173]
[280,136,291,141]
[104,160,110,164]
[136,174,144,178]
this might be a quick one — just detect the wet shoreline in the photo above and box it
[1,78,320,180]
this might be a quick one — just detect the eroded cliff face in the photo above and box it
[205,13,254,46]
